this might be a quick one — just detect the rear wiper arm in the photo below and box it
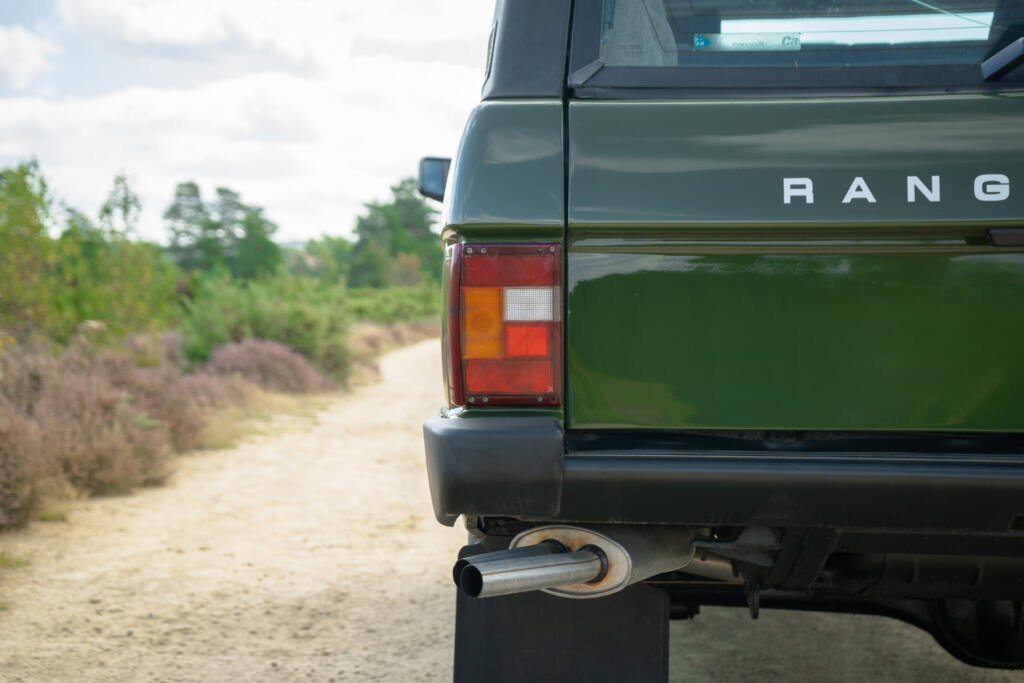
[981,36,1024,81]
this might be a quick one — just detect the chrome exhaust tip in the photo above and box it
[452,525,735,600]
[458,545,607,598]
[451,540,565,586]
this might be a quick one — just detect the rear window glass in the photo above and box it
[572,0,1024,93]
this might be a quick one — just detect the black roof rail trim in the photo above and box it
[482,0,572,100]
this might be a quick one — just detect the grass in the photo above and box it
[0,551,30,568]
[255,390,334,419]
[196,409,251,451]
[35,507,68,523]
[194,390,332,451]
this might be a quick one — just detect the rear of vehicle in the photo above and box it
[422,1,1024,678]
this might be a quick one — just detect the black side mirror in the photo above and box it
[418,157,451,202]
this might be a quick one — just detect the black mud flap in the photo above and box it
[453,544,670,682]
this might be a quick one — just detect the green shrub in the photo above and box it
[53,231,180,343]
[180,271,350,380]
[0,162,59,340]
[0,163,181,346]
[347,284,439,323]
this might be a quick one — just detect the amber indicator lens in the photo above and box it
[458,244,561,405]
[462,286,502,359]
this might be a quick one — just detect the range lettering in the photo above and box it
[783,175,1011,204]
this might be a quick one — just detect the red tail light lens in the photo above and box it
[445,243,561,406]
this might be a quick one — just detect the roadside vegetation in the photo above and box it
[0,161,440,531]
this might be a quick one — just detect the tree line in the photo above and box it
[0,161,442,346]
[165,176,441,288]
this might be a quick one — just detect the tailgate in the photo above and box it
[566,96,1024,432]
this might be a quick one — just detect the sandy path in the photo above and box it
[0,339,1018,682]
[0,339,465,682]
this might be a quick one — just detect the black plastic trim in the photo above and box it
[424,417,1024,532]
[983,36,1024,80]
[423,415,564,525]
[481,0,573,100]
[566,429,1024,457]
[989,228,1024,246]
[559,453,1024,531]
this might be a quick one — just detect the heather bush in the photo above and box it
[347,320,442,383]
[126,332,184,369]
[348,320,440,360]
[35,367,166,494]
[175,371,252,409]
[404,320,442,338]
[0,347,53,416]
[161,332,185,368]
[0,401,49,529]
[207,340,333,394]
[96,355,204,452]
[0,339,259,526]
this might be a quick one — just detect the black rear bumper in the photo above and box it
[423,415,564,525]
[424,415,1024,533]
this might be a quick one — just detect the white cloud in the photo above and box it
[0,26,59,89]
[55,0,492,69]
[58,0,280,47]
[0,0,496,242]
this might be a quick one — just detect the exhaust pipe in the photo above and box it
[453,525,735,600]
[459,547,607,598]
[451,540,565,586]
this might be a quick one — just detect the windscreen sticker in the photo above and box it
[694,33,801,51]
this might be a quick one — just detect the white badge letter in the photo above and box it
[974,174,1010,202]
[907,175,940,203]
[783,178,814,204]
[842,177,876,204]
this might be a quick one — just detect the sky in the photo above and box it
[0,0,496,243]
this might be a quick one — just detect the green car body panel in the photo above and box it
[565,96,1024,432]
[568,95,1024,227]
[567,242,1024,431]
[441,100,564,238]
[441,96,1024,432]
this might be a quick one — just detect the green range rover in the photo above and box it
[419,1,1024,679]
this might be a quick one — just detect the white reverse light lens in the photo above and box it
[504,287,554,321]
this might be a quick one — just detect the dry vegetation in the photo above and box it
[0,321,438,532]
[347,320,441,384]
[206,339,335,394]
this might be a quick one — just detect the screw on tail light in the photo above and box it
[444,243,562,406]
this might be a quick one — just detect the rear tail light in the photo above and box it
[444,243,561,406]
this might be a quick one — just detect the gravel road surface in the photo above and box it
[0,340,1018,681]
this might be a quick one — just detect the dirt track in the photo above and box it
[0,340,1018,681]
